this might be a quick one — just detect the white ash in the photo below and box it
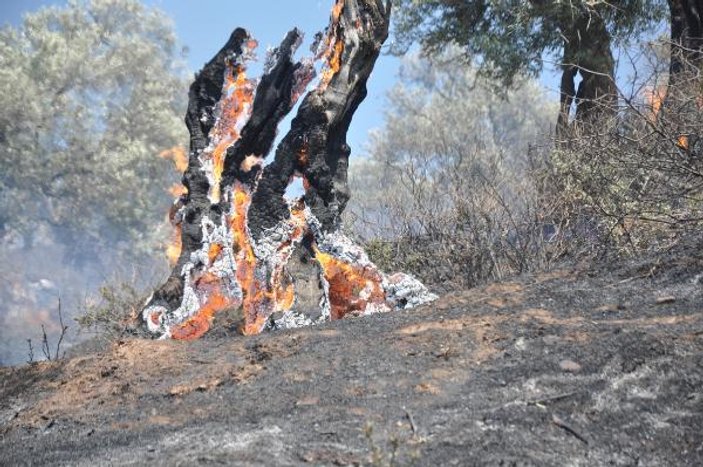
[171,204,185,224]
[264,28,304,76]
[272,309,315,330]
[142,304,167,334]
[199,157,217,199]
[199,110,210,124]
[383,273,438,310]
[144,213,243,338]
[263,46,279,75]
[142,262,201,337]
[315,229,374,267]
[229,38,257,66]
[361,302,392,316]
[318,271,332,321]
[252,202,310,260]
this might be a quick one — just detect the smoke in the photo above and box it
[0,219,170,366]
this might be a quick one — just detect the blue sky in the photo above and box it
[0,0,406,156]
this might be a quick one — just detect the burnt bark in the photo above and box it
[248,0,391,237]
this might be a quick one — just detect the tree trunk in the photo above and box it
[557,9,617,138]
[668,0,703,85]
[142,0,435,340]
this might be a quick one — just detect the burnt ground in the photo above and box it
[1,237,702,466]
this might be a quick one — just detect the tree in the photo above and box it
[668,0,703,83]
[345,51,558,288]
[0,0,188,263]
[391,0,666,133]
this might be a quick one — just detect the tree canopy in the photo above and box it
[392,0,667,131]
[392,0,666,87]
[0,0,188,262]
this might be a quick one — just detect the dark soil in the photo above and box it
[1,236,702,466]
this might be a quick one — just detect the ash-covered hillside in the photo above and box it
[1,234,702,466]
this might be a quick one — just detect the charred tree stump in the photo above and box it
[143,0,436,340]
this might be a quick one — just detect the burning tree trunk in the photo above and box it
[143,0,436,340]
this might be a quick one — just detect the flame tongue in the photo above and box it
[166,224,182,266]
[159,146,188,173]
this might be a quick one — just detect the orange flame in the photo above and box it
[170,292,231,340]
[319,0,345,90]
[205,59,256,202]
[160,145,188,265]
[276,282,295,312]
[643,85,667,122]
[229,183,265,334]
[331,0,344,21]
[320,40,344,88]
[168,183,188,197]
[677,135,689,150]
[166,224,182,266]
[159,146,188,173]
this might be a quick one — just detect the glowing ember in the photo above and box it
[314,246,387,320]
[318,0,345,90]
[202,45,257,203]
[320,40,344,89]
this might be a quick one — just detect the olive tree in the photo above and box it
[391,0,666,134]
[0,0,188,262]
[0,0,187,365]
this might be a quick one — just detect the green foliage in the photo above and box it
[0,0,188,261]
[77,280,149,338]
[391,0,666,87]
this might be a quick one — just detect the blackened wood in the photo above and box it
[150,28,310,310]
[220,28,312,190]
[248,0,391,238]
